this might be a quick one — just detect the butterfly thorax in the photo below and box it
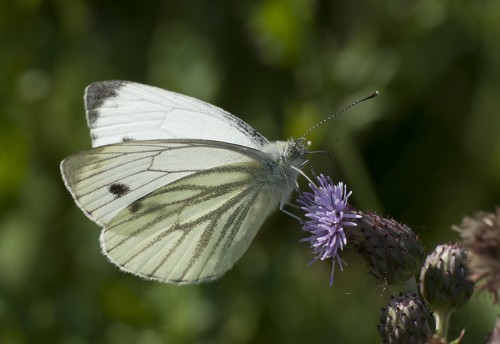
[260,139,307,207]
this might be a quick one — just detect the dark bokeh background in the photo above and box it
[1,0,500,343]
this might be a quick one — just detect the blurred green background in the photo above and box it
[1,0,500,342]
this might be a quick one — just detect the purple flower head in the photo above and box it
[297,174,360,285]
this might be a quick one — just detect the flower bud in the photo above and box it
[378,293,436,344]
[347,212,424,285]
[419,243,474,313]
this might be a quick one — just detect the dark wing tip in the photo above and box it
[85,80,127,125]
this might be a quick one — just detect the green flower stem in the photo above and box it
[435,310,452,340]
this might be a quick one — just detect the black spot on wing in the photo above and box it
[109,183,130,198]
[122,136,134,142]
[85,80,126,125]
[128,200,143,213]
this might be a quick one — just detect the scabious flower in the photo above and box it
[296,174,360,285]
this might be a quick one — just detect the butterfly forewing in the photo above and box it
[85,81,268,149]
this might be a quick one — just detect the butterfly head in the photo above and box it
[285,137,308,163]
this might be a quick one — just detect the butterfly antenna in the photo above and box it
[300,91,379,139]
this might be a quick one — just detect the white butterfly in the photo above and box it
[60,81,309,284]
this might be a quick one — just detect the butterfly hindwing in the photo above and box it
[101,162,280,283]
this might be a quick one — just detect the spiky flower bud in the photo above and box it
[419,243,474,314]
[378,293,436,344]
[454,208,500,302]
[347,212,424,285]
